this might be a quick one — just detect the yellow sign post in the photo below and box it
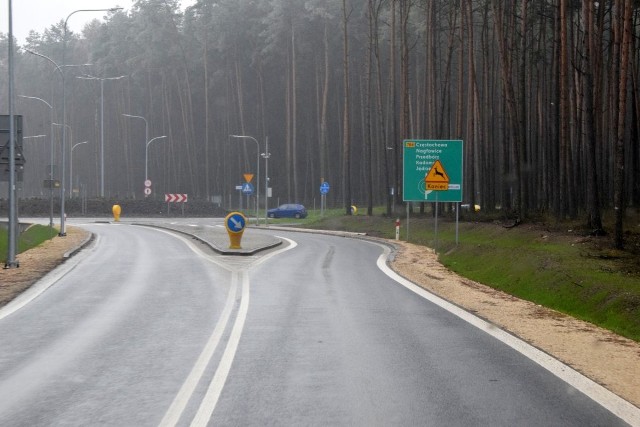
[224,212,247,249]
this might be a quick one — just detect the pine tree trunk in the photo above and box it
[342,0,352,215]
[614,0,633,249]
[582,1,603,232]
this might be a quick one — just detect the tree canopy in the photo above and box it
[2,0,639,247]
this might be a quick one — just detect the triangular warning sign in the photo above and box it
[425,160,449,191]
[425,160,449,183]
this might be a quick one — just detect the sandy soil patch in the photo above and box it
[0,226,90,307]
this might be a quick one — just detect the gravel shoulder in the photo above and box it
[1,227,638,411]
[0,226,90,307]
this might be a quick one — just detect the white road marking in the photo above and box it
[374,244,640,427]
[190,271,250,427]
[150,229,298,426]
[189,238,297,426]
[158,272,239,427]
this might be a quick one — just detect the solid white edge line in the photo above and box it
[158,272,239,427]
[375,246,640,427]
[250,237,298,267]
[190,271,250,427]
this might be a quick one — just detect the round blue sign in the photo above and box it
[225,212,246,233]
[320,181,330,194]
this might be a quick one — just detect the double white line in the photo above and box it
[159,235,296,427]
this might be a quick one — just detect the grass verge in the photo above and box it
[294,207,640,343]
[0,225,58,264]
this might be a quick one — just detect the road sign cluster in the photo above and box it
[165,193,188,203]
[241,182,254,195]
[403,139,463,202]
[144,179,152,196]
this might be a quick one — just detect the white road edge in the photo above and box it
[372,241,640,427]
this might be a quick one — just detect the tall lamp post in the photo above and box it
[70,141,89,198]
[123,114,166,194]
[122,113,149,179]
[230,135,260,225]
[18,95,55,228]
[22,49,66,235]
[261,137,270,226]
[78,74,126,198]
[57,7,122,234]
[146,136,167,184]
[51,123,73,198]
[122,114,148,176]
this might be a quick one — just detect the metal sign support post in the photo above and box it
[434,193,439,253]
[406,203,410,243]
[403,140,463,251]
[5,1,18,268]
[456,202,460,245]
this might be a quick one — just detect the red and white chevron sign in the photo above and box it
[165,193,188,203]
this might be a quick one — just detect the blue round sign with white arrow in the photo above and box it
[320,181,330,195]
[225,212,246,234]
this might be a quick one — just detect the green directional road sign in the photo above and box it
[403,139,463,202]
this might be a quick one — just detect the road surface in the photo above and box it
[0,220,630,426]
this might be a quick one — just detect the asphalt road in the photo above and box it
[0,220,630,426]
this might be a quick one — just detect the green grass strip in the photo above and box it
[0,225,58,263]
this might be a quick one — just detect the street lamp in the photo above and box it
[18,95,55,228]
[22,49,68,235]
[123,114,167,195]
[261,137,270,226]
[51,123,73,198]
[146,136,166,185]
[122,113,148,178]
[61,7,122,208]
[230,135,260,225]
[78,74,126,198]
[70,141,89,198]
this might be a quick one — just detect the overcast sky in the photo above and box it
[1,0,196,44]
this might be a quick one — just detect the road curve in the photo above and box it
[0,221,632,426]
[0,223,235,425]
[209,229,629,426]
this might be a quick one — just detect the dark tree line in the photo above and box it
[2,0,639,247]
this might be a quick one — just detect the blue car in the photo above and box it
[267,203,308,219]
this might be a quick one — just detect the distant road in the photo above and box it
[0,220,630,426]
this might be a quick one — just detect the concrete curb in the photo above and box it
[63,231,95,258]
[132,223,283,256]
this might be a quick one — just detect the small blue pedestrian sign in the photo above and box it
[320,181,330,195]
[226,212,246,233]
[241,182,254,195]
